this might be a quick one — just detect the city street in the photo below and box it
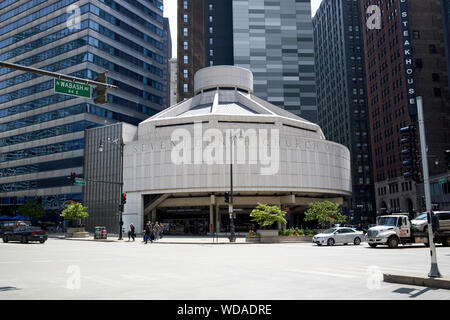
[0,239,449,300]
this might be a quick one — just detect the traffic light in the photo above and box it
[69,172,76,185]
[445,149,450,169]
[94,71,108,104]
[121,193,127,205]
[224,192,230,203]
[400,125,420,182]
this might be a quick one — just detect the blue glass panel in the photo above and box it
[0,4,90,50]
[0,121,100,147]
[0,139,84,163]
[0,0,47,23]
[0,0,79,36]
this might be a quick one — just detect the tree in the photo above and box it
[250,203,287,229]
[304,201,347,228]
[60,203,89,225]
[18,198,45,219]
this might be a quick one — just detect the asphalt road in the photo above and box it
[0,238,449,300]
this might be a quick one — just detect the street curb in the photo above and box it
[383,273,450,290]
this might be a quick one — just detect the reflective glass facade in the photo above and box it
[232,0,317,122]
[0,0,167,214]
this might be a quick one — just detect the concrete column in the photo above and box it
[215,205,220,233]
[209,204,214,234]
[151,208,156,222]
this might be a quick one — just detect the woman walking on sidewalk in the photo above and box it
[128,223,136,241]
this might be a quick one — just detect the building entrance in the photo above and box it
[156,208,209,235]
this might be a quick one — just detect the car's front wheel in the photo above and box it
[21,236,28,244]
[354,237,361,245]
[39,240,46,244]
[2,236,8,243]
[369,243,377,248]
[327,238,335,246]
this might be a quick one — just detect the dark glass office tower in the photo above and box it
[442,0,450,91]
[177,0,234,102]
[313,0,376,223]
[178,0,317,123]
[0,0,167,216]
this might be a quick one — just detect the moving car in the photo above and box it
[411,211,450,232]
[312,227,365,246]
[2,226,48,244]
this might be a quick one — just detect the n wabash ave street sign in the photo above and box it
[54,79,91,98]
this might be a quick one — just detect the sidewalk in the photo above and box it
[48,233,249,244]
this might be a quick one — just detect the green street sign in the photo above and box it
[439,178,447,184]
[54,79,91,98]
[74,178,86,186]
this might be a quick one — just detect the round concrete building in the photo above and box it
[122,66,351,234]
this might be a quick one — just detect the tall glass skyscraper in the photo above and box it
[313,0,375,223]
[178,0,317,122]
[232,0,317,122]
[0,0,167,216]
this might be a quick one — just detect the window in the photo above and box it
[183,69,188,78]
[415,59,423,68]
[209,3,213,10]
[183,14,188,23]
[209,60,213,66]
[183,27,188,37]
[434,88,441,97]
[209,16,213,23]
[183,55,188,64]
[209,49,213,56]
[432,73,439,82]
[183,1,188,9]
[209,27,213,34]
[183,41,188,50]
[429,44,437,54]
[183,83,188,93]
[209,38,213,45]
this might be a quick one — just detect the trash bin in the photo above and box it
[95,226,107,239]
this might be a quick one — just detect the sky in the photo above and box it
[163,0,323,59]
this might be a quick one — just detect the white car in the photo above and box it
[411,211,450,232]
[312,227,365,246]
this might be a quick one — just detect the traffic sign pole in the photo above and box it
[417,96,442,278]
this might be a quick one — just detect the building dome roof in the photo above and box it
[142,66,325,139]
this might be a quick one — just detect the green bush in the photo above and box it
[279,228,318,236]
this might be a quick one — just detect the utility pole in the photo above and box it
[229,133,236,243]
[417,96,442,278]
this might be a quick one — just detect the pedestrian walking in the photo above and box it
[143,221,152,244]
[128,223,136,241]
[154,222,161,240]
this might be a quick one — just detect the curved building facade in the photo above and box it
[122,66,351,234]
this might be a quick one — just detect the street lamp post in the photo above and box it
[99,137,124,241]
[228,130,243,243]
[417,96,441,278]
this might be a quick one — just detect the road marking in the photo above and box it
[31,260,53,263]
[83,275,122,288]
[0,261,20,264]
[285,269,359,279]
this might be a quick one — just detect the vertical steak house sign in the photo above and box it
[399,0,417,116]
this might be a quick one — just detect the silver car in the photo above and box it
[411,211,450,232]
[312,227,365,246]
